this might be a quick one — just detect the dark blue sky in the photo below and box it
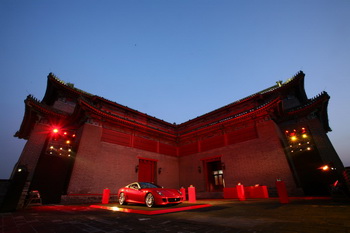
[1,0,349,178]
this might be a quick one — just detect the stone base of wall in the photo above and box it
[61,194,119,205]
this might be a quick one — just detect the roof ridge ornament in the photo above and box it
[48,72,93,96]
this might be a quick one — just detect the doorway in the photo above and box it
[138,158,157,183]
[205,159,225,192]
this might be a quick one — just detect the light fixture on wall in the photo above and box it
[221,162,225,170]
[135,165,139,173]
[198,166,201,173]
[158,167,162,174]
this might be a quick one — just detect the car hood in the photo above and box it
[151,188,180,196]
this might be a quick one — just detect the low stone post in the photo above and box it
[236,183,246,201]
[180,187,186,201]
[188,185,196,203]
[276,180,289,204]
[102,188,110,204]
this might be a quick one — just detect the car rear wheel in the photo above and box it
[119,193,127,205]
[145,193,154,207]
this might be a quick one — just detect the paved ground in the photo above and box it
[1,198,350,233]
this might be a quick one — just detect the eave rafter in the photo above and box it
[287,91,329,116]
[25,95,69,119]
[285,91,331,132]
[179,71,304,129]
[77,96,281,141]
[17,71,321,142]
[48,73,93,98]
[15,95,69,139]
[78,98,177,139]
[179,97,282,138]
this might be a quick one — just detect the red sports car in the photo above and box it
[118,182,183,207]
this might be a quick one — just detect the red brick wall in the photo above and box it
[67,123,180,195]
[179,120,301,195]
[66,120,302,196]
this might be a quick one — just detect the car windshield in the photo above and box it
[139,182,162,189]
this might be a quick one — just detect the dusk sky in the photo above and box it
[1,1,349,179]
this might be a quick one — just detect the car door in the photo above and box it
[127,183,144,203]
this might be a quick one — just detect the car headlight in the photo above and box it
[156,190,164,196]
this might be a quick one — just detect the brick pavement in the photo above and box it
[1,198,350,233]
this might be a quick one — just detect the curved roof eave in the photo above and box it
[40,71,306,129]
[179,97,282,137]
[42,73,93,105]
[179,71,305,126]
[286,91,331,132]
[15,95,69,139]
[77,98,177,138]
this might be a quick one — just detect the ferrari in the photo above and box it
[117,182,183,207]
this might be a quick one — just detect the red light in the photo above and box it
[333,180,339,187]
[52,128,59,133]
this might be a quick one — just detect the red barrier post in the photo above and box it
[276,180,289,204]
[261,186,269,198]
[236,183,246,201]
[224,187,237,198]
[188,185,196,203]
[180,187,186,201]
[102,188,110,204]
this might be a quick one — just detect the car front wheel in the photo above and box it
[145,193,155,207]
[119,193,127,205]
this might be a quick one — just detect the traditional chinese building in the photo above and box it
[13,71,345,203]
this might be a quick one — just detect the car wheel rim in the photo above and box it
[119,193,125,204]
[146,194,154,207]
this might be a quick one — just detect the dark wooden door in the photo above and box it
[138,159,156,183]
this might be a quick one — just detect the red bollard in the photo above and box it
[102,188,110,204]
[188,185,196,203]
[180,187,186,201]
[276,180,289,204]
[224,187,237,199]
[236,183,246,201]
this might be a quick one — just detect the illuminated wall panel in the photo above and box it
[134,136,157,153]
[159,142,177,156]
[179,143,198,156]
[200,135,225,152]
[101,128,131,147]
[227,126,258,145]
